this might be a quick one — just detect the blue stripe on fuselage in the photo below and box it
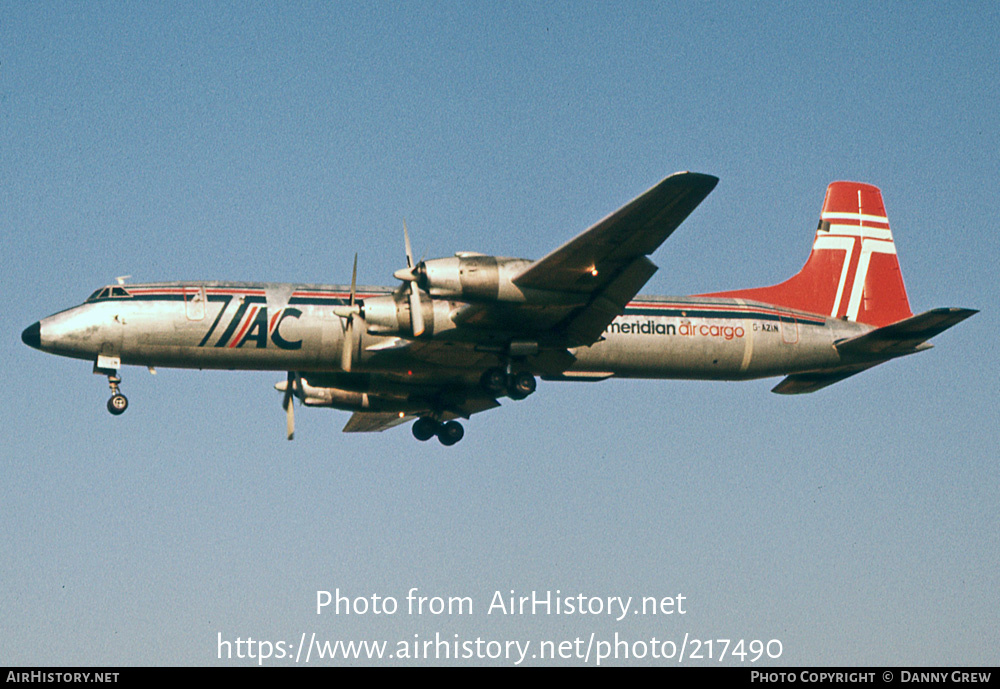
[622,305,826,325]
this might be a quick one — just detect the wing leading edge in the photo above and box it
[511,171,718,294]
[442,171,719,348]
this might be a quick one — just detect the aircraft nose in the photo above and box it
[21,321,41,349]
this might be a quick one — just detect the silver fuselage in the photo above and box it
[29,281,869,386]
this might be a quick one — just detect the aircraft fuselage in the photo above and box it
[26,281,863,386]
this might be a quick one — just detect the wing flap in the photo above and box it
[343,412,415,433]
[562,256,658,345]
[341,394,502,433]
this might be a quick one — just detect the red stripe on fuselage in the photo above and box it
[626,300,824,323]
[205,289,266,296]
[228,306,259,348]
[290,291,382,298]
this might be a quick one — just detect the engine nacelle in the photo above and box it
[299,381,424,413]
[360,294,458,337]
[416,254,533,302]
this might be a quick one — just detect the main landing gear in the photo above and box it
[105,374,128,415]
[480,367,536,400]
[412,417,465,446]
[410,367,537,445]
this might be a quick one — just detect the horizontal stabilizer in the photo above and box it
[771,364,879,395]
[835,307,978,358]
[773,307,976,394]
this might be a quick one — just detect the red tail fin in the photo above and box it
[701,182,912,327]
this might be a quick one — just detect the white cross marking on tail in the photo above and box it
[846,238,897,321]
[812,234,855,318]
[812,220,897,321]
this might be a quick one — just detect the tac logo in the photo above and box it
[198,299,303,350]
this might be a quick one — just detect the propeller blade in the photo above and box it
[394,223,419,279]
[342,315,354,372]
[403,219,414,269]
[400,221,425,336]
[349,253,358,307]
[282,371,295,440]
[339,253,359,371]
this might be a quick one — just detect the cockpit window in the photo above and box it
[85,286,132,302]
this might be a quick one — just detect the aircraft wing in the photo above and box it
[342,387,502,433]
[448,172,718,347]
[451,258,661,347]
[343,412,415,433]
[511,171,718,294]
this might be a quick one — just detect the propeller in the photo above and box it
[393,221,425,337]
[331,254,360,372]
[279,371,299,440]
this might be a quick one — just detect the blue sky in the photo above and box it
[2,2,997,666]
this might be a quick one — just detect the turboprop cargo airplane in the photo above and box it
[21,172,975,445]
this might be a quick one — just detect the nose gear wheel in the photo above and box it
[106,374,128,415]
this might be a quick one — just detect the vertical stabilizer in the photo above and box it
[701,182,912,327]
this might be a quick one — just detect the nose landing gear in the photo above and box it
[106,374,128,415]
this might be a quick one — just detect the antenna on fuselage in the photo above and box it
[115,275,132,285]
